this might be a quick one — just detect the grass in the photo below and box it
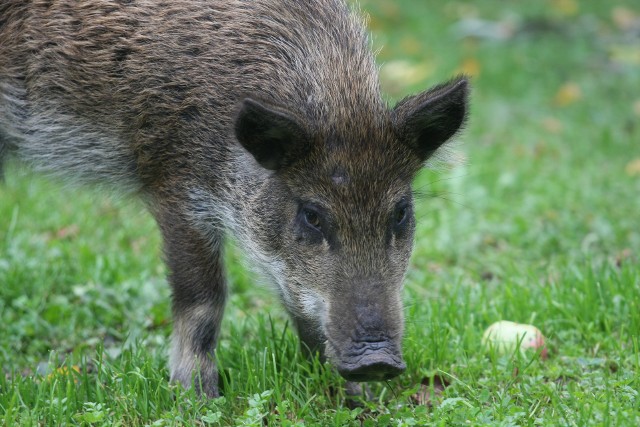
[2,0,640,425]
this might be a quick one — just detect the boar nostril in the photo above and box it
[339,359,406,382]
[337,350,406,382]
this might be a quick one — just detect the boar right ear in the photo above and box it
[235,98,310,171]
[394,77,469,162]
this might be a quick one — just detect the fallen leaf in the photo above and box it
[552,375,577,386]
[481,271,496,281]
[380,60,434,87]
[400,36,422,55]
[458,58,481,77]
[560,356,619,373]
[56,224,80,239]
[47,365,81,382]
[634,100,640,117]
[534,140,559,159]
[615,248,633,267]
[367,15,383,32]
[427,262,443,273]
[411,375,450,407]
[551,0,579,16]
[554,82,582,106]
[379,2,400,19]
[542,117,563,134]
[609,45,640,66]
[612,7,638,31]
[452,18,514,41]
[625,158,640,176]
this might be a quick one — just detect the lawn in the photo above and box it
[1,0,639,425]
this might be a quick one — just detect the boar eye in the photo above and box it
[394,202,410,227]
[303,208,322,231]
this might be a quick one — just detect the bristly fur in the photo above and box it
[0,0,386,190]
[0,0,469,398]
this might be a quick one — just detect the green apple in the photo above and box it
[482,320,548,359]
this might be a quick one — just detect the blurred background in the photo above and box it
[0,0,638,423]
[360,0,640,275]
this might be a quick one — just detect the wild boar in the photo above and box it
[0,0,468,397]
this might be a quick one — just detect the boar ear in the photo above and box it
[235,98,310,170]
[394,77,469,162]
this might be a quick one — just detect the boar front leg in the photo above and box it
[157,210,226,398]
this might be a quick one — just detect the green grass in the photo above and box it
[2,0,640,425]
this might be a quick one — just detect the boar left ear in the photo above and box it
[235,98,311,170]
[394,77,469,162]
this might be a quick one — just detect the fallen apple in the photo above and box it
[482,320,548,359]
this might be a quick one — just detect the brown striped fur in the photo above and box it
[0,0,468,398]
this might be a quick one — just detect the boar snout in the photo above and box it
[325,281,407,383]
[337,339,406,382]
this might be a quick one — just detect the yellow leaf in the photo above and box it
[551,0,579,16]
[634,100,640,118]
[458,58,481,77]
[612,7,638,31]
[380,60,434,87]
[610,45,640,66]
[367,15,383,32]
[626,159,640,176]
[380,2,401,19]
[400,36,422,55]
[542,117,563,134]
[554,82,582,106]
[47,365,81,381]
